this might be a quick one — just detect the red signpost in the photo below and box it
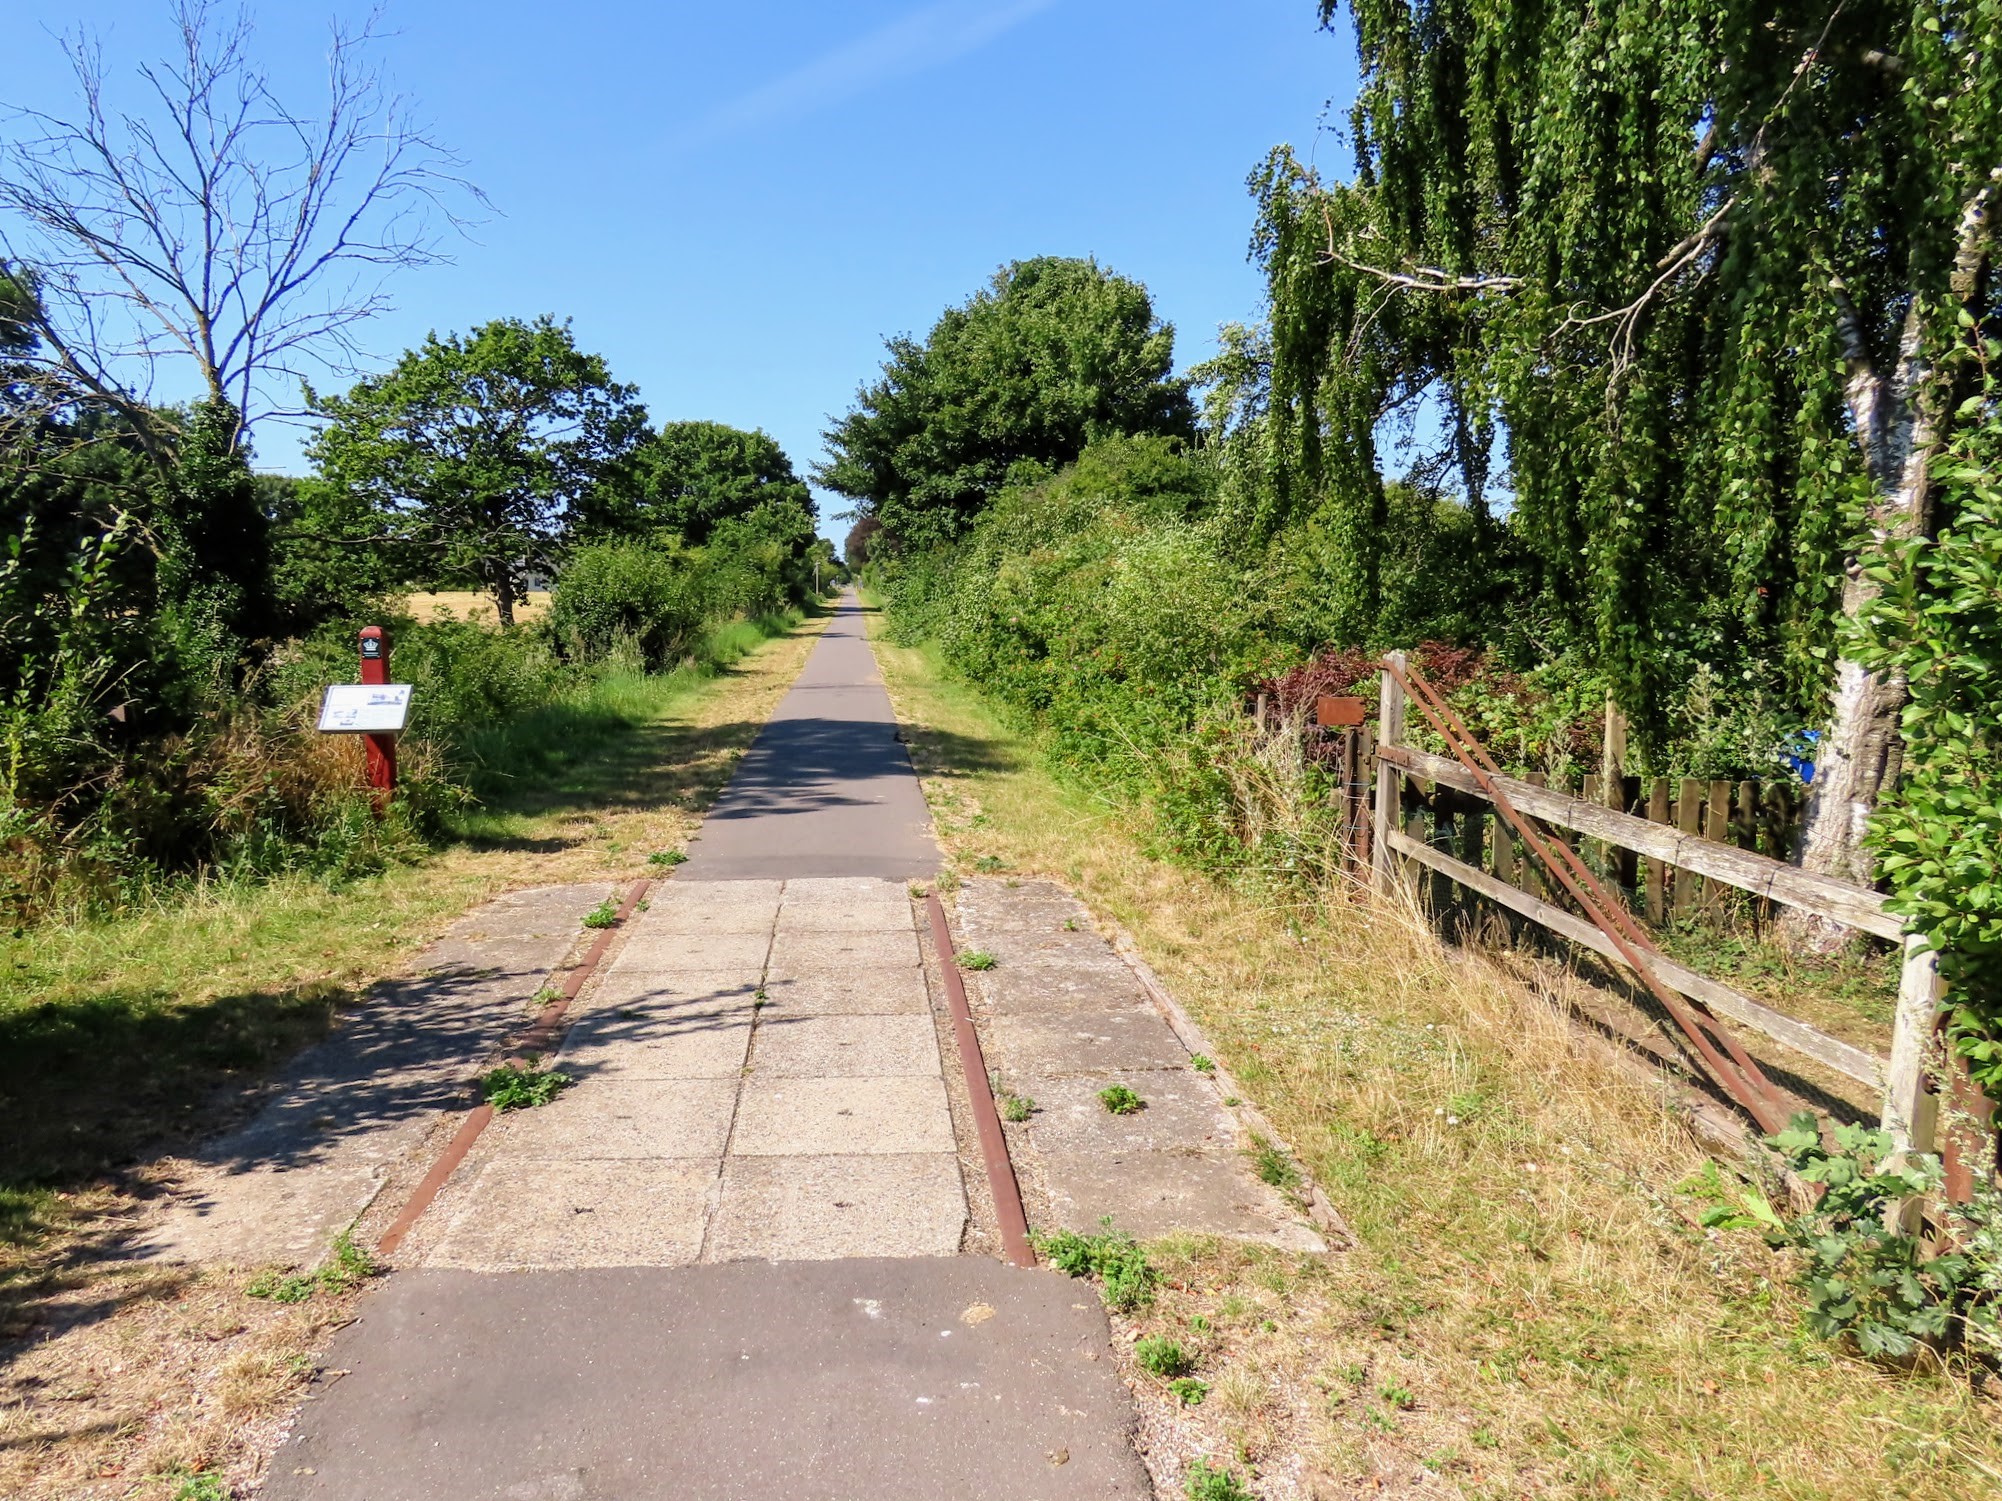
[358,625,397,814]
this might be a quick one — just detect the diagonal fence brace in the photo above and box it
[1383,655,1794,1136]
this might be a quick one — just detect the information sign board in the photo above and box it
[318,683,414,734]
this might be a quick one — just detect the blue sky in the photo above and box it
[10,1,1358,540]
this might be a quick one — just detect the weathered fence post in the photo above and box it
[1883,938,1946,1155]
[1372,652,1408,894]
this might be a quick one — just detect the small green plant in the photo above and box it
[173,1472,230,1501]
[1000,1092,1036,1122]
[481,1061,573,1111]
[1189,1053,1216,1074]
[1033,1224,1158,1311]
[1378,1381,1415,1409]
[956,949,997,971]
[1062,917,1080,931]
[1364,1405,1398,1433]
[530,985,563,1007]
[247,1232,379,1305]
[1223,1096,1241,1107]
[1184,1457,1256,1500]
[1472,1426,1501,1450]
[1135,1334,1192,1378]
[973,854,1008,872]
[1098,1084,1145,1115]
[1169,1376,1210,1406]
[1693,1113,2002,1362]
[647,848,689,866]
[1189,1313,1211,1333]
[245,1269,317,1303]
[583,898,621,929]
[322,1230,377,1291]
[1250,1138,1300,1192]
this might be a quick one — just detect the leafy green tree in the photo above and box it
[588,420,813,545]
[307,317,648,625]
[1251,0,1999,890]
[817,257,1195,550]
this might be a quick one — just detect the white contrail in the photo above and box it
[664,0,1061,153]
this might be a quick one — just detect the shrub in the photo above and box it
[548,539,712,669]
[1695,1114,2002,1364]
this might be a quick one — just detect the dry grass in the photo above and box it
[873,628,2002,1501]
[0,612,828,1500]
[400,589,551,625]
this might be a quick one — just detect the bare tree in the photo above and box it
[0,0,481,464]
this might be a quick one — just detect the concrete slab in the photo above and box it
[487,1078,738,1160]
[960,877,1330,1256]
[752,1013,943,1078]
[977,958,1152,1014]
[732,1076,956,1156]
[981,932,1131,967]
[580,969,760,1013]
[757,968,932,1016]
[423,1158,718,1270]
[637,887,784,935]
[556,1006,754,1080]
[782,876,914,901]
[260,1260,1149,1500]
[611,929,772,974]
[133,883,614,1266]
[987,1006,1198,1073]
[957,884,1098,934]
[1014,1070,1238,1155]
[777,881,917,933]
[707,1154,966,1260]
[1039,1150,1324,1250]
[768,927,922,975]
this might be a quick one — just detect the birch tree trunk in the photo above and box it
[1791,181,1997,929]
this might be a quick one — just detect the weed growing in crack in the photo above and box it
[1098,1084,1144,1115]
[956,949,997,971]
[1033,1223,1156,1311]
[583,898,621,929]
[1250,1137,1300,1192]
[1189,1053,1216,1074]
[481,1061,572,1111]
[1000,1093,1036,1122]
[647,849,689,867]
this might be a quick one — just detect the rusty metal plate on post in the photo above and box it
[1315,695,1366,728]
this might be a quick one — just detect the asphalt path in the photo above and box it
[677,592,938,881]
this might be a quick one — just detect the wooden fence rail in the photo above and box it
[1355,662,1959,1166]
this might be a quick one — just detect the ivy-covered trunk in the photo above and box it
[1798,179,1998,911]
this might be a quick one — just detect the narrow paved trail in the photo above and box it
[262,594,1150,1499]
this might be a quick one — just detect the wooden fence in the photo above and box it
[1344,654,1993,1186]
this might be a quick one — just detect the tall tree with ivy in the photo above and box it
[1254,0,1997,903]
